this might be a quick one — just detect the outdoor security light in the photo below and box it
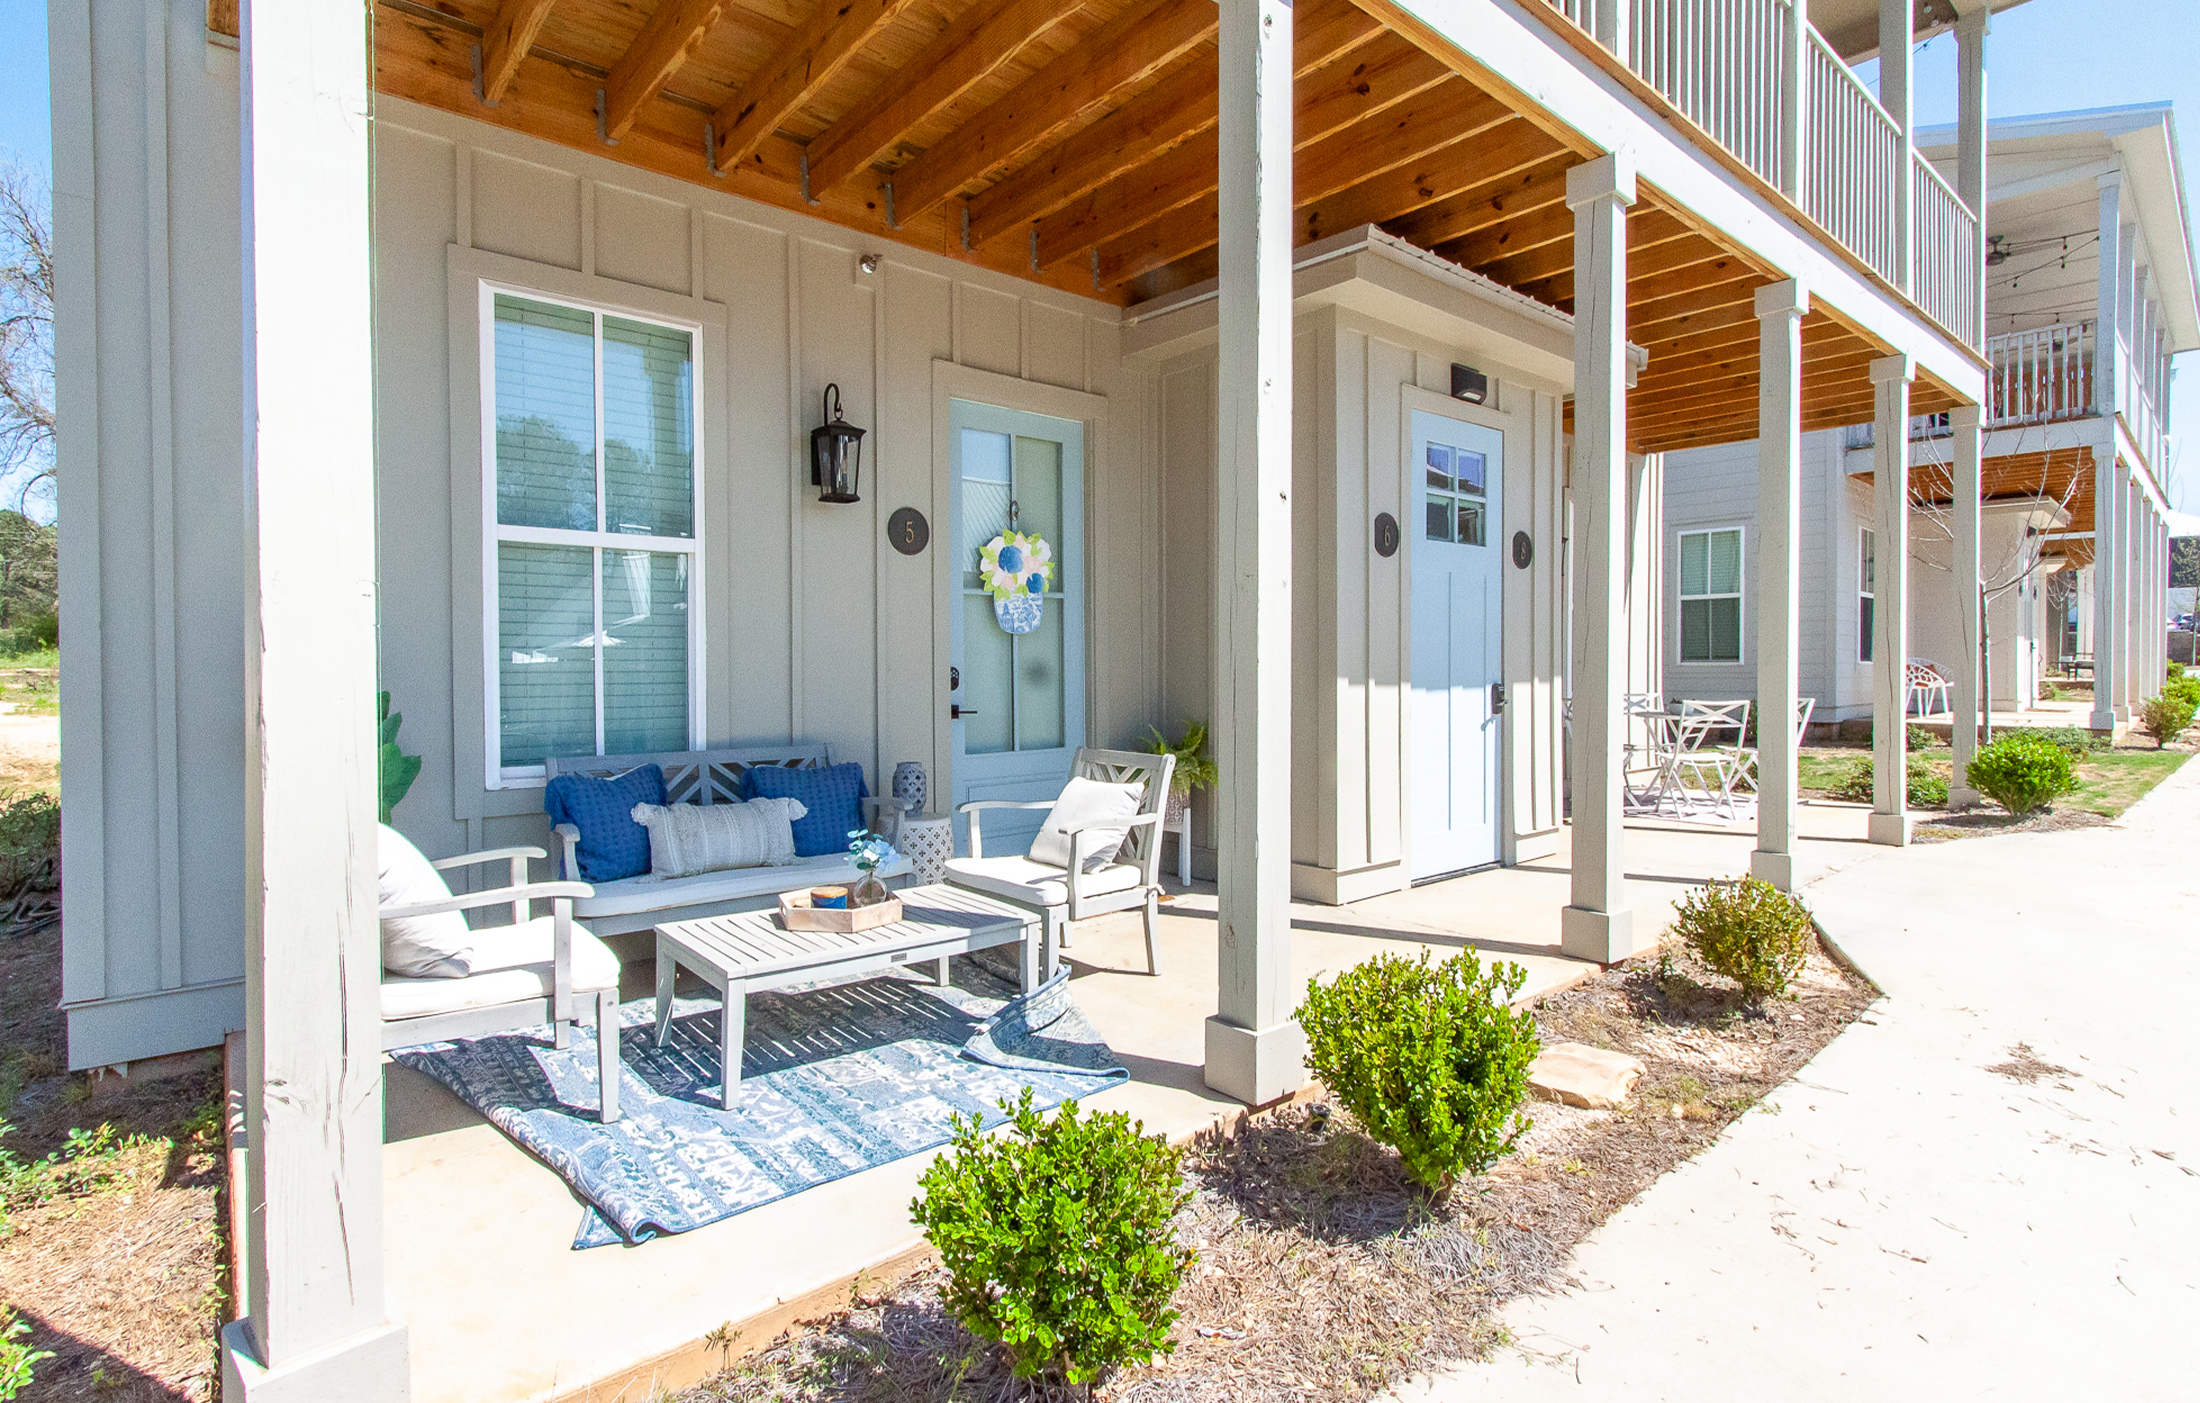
[810,383,866,505]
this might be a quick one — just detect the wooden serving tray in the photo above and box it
[777,892,904,933]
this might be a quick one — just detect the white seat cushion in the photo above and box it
[1027,776,1144,871]
[380,916,621,1022]
[572,851,910,920]
[944,855,1144,909]
[378,823,473,978]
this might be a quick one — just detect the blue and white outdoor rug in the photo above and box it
[392,954,1127,1249]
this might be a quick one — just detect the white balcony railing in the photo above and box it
[1538,0,1981,350]
[1988,321,2094,429]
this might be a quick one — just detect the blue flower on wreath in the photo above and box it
[978,531,1053,602]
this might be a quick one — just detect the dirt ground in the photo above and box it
[0,919,226,1403]
[682,942,1874,1403]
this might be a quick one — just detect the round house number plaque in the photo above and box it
[1511,530,1534,569]
[1373,512,1401,559]
[887,507,931,556]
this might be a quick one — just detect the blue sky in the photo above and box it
[0,0,2193,513]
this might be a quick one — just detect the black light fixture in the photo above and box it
[1450,362,1488,404]
[810,383,866,504]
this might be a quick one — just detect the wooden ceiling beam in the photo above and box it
[1299,112,1558,247]
[1636,353,1878,419]
[805,0,1070,198]
[1466,204,1689,289]
[968,0,1380,247]
[1036,41,1456,268]
[1634,345,1875,401]
[1627,274,1766,327]
[884,0,1217,224]
[1632,295,1767,350]
[1382,153,1573,249]
[479,0,560,107]
[711,0,927,177]
[1096,88,1519,287]
[1524,236,1734,309]
[603,0,730,144]
[1633,314,1861,374]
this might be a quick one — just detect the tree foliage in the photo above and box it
[0,166,52,512]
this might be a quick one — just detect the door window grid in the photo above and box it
[1679,527,1743,663]
[1858,528,1877,664]
[959,428,1067,756]
[1424,442,1488,546]
[487,290,700,784]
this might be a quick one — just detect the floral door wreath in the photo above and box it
[978,530,1054,635]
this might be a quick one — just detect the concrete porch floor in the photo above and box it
[382,803,1881,1403]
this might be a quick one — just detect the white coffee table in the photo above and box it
[651,884,1044,1107]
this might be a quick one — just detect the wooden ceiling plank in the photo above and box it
[1630,297,1765,350]
[886,0,1217,223]
[1463,203,1688,289]
[1382,153,1574,249]
[968,0,1379,247]
[805,0,1071,197]
[1627,274,1766,325]
[712,0,929,176]
[1301,111,1556,246]
[481,0,561,106]
[1525,235,1733,307]
[604,0,731,143]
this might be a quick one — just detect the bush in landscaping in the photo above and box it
[2136,690,2197,748]
[2023,725,2109,756]
[1906,724,1939,750]
[0,790,56,900]
[1669,876,1815,1002]
[912,1089,1191,1386]
[1297,949,1538,1195]
[1965,732,2080,815]
[1827,756,1947,807]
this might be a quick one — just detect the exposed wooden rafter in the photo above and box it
[602,0,729,143]
[804,0,1070,199]
[883,0,1218,225]
[479,0,561,107]
[711,0,926,178]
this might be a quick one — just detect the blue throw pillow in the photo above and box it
[544,764,666,882]
[745,761,869,859]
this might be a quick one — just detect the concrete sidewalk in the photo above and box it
[1399,760,2200,1401]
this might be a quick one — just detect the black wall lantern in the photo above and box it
[810,383,866,504]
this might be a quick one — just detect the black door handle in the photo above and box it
[1490,681,1506,711]
[951,704,979,719]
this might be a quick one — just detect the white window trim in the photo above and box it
[479,278,708,790]
[1677,525,1746,665]
[1857,525,1876,666]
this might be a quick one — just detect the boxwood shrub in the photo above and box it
[1965,731,2080,815]
[1669,876,1815,1001]
[1298,949,1538,1196]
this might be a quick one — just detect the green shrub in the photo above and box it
[1965,732,2080,815]
[2137,691,2197,748]
[1827,756,1947,807]
[2171,661,2187,684]
[2022,725,2109,756]
[0,1310,54,1401]
[1669,876,1815,1002]
[1298,949,1538,1195]
[0,790,56,900]
[2038,678,2060,701]
[912,1090,1191,1386]
[1906,724,1939,750]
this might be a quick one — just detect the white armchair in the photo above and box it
[379,844,624,1123]
[944,747,1176,977]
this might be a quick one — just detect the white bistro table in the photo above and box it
[652,884,1045,1108]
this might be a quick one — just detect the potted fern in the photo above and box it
[1142,720,1218,832]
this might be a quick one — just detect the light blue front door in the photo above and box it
[948,400,1085,855]
[1410,410,1504,879]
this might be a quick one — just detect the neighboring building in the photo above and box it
[52,0,2007,1395]
[1660,104,2195,728]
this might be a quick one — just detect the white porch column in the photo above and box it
[2097,176,2122,420]
[1751,279,1807,891]
[221,0,409,1399]
[1562,154,1638,962]
[1955,7,1989,345]
[1881,0,1915,294]
[1869,354,1915,847]
[1204,0,1299,1107]
[1949,404,1984,806]
[2111,462,2134,722]
[2090,455,2121,731]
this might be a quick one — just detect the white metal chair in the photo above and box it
[1731,696,1817,794]
[1677,698,1753,816]
[1620,693,1668,807]
[379,844,623,1123]
[945,747,1175,977]
[1905,658,1954,717]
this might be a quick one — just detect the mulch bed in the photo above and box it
[0,922,227,1403]
[681,943,1874,1403]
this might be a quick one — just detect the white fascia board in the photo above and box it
[1121,225,1642,392]
[1376,0,1984,402]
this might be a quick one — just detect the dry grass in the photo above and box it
[0,921,228,1402]
[677,942,1874,1403]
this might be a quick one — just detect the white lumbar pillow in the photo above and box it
[1028,777,1143,872]
[630,797,810,878]
[378,824,474,979]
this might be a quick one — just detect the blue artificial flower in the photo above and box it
[998,543,1024,573]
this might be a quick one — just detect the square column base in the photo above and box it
[222,1320,410,1403]
[1560,905,1637,964]
[1948,785,1981,810]
[1868,811,1913,847]
[1203,1016,1307,1107]
[1749,849,1798,891]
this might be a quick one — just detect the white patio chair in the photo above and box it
[1905,658,1954,717]
[1677,698,1753,817]
[380,843,623,1123]
[944,747,1175,977]
[1620,693,1669,808]
[1731,697,1817,794]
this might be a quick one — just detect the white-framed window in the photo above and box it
[482,287,703,786]
[1858,527,1876,663]
[1678,527,1743,663]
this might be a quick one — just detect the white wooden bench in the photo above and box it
[546,744,913,941]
